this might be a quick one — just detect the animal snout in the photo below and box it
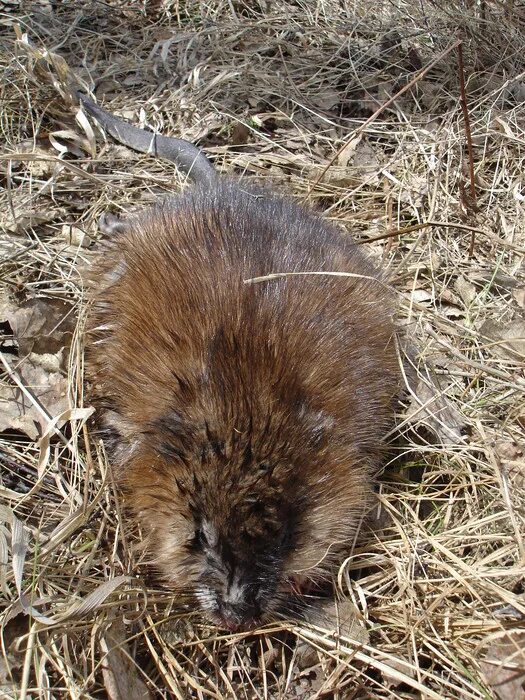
[218,599,262,631]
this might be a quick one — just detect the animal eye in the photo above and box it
[189,526,207,551]
[258,462,272,474]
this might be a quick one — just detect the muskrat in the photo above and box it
[80,93,400,630]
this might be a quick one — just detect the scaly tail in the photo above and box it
[77,91,217,186]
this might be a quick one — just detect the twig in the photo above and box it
[356,222,431,245]
[425,327,525,386]
[308,39,462,195]
[457,41,477,257]
[356,220,525,253]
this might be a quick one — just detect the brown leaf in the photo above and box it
[311,89,340,111]
[454,275,477,306]
[11,143,56,178]
[303,598,369,644]
[512,287,525,309]
[335,135,363,168]
[230,122,251,145]
[407,374,468,445]
[495,440,525,491]
[0,184,65,235]
[480,632,525,700]
[480,318,525,361]
[62,224,92,248]
[0,354,69,439]
[471,269,522,292]
[353,139,381,175]
[4,298,74,357]
[410,289,433,305]
[0,651,21,695]
[495,441,524,462]
[49,129,91,158]
[101,621,152,700]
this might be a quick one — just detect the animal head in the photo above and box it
[116,403,372,629]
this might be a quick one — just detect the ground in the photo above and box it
[0,1,524,698]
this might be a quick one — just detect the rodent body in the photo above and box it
[82,96,400,629]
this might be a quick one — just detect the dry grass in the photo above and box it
[1,0,524,697]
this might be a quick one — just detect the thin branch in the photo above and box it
[457,41,478,257]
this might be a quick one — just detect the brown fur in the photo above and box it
[87,179,400,628]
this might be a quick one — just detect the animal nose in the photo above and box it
[219,600,261,630]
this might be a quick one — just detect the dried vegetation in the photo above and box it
[1,0,524,697]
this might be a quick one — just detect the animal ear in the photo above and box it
[98,212,129,236]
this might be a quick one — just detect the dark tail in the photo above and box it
[77,91,217,186]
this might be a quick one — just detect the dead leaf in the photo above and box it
[311,89,340,111]
[353,139,381,174]
[49,129,90,158]
[480,318,525,361]
[0,186,64,234]
[455,275,477,306]
[495,441,525,491]
[4,298,74,358]
[440,290,460,306]
[62,224,91,248]
[336,134,363,168]
[0,353,69,439]
[0,650,21,695]
[303,598,369,645]
[495,441,524,461]
[230,122,251,145]
[480,631,525,700]
[406,373,468,445]
[411,289,433,304]
[471,269,522,291]
[440,305,465,320]
[512,287,525,309]
[11,143,56,178]
[100,620,152,700]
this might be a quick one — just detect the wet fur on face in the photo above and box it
[86,180,400,628]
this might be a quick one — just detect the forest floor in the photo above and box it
[1,1,524,697]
